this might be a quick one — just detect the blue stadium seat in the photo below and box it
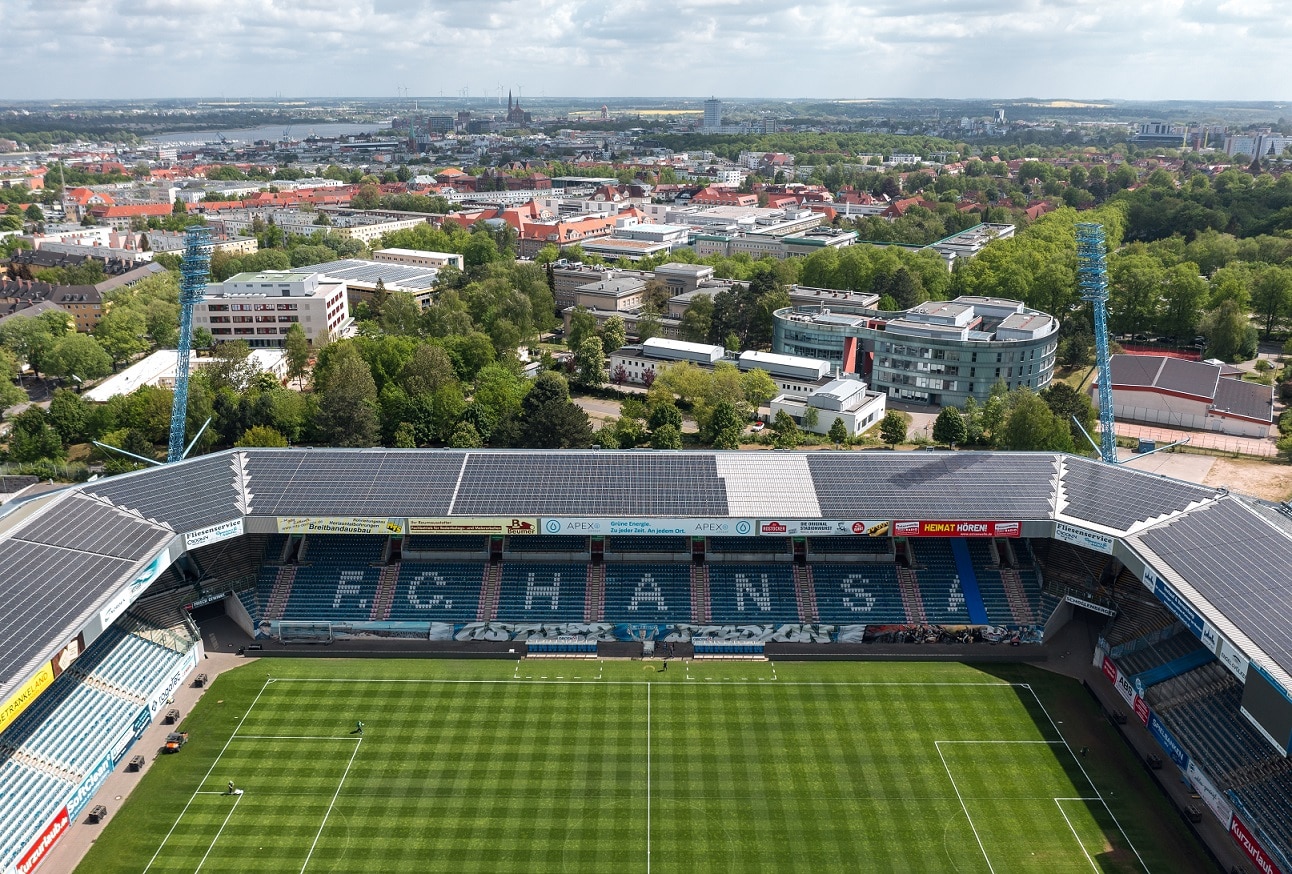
[387,562,486,621]
[707,564,797,624]
[603,563,692,623]
[808,536,892,555]
[0,760,73,868]
[494,563,587,622]
[279,535,387,622]
[403,535,488,552]
[911,540,972,624]
[605,536,689,552]
[811,563,906,624]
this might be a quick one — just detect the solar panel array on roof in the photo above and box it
[13,494,172,559]
[1059,458,1217,531]
[243,450,463,516]
[1138,498,1292,676]
[453,452,728,516]
[0,542,138,689]
[807,452,1058,519]
[82,452,243,532]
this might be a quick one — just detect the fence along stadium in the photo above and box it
[1,448,1290,874]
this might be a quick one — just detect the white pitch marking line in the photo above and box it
[935,741,995,874]
[299,737,363,874]
[1054,798,1100,873]
[1022,685,1151,874]
[193,789,243,874]
[143,677,273,874]
[646,681,651,874]
[230,735,363,741]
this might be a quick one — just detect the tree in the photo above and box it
[636,308,662,343]
[1200,300,1251,361]
[566,307,597,351]
[599,316,627,355]
[998,389,1075,452]
[512,372,594,449]
[1040,382,1097,446]
[740,368,778,410]
[7,407,64,462]
[44,333,112,382]
[1251,266,1292,339]
[931,406,967,446]
[284,323,311,389]
[1158,263,1209,340]
[771,409,801,448]
[649,422,682,450]
[0,315,55,377]
[0,347,28,411]
[679,294,714,343]
[94,307,151,365]
[204,340,261,392]
[648,402,683,433]
[46,387,89,444]
[380,291,423,336]
[960,395,983,444]
[574,336,605,388]
[706,401,745,450]
[235,425,289,448]
[315,353,381,446]
[879,410,908,446]
[827,416,849,446]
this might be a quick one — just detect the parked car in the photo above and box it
[750,421,765,432]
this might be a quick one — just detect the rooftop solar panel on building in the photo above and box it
[0,542,137,689]
[82,452,243,533]
[1059,458,1217,531]
[453,452,728,516]
[1138,498,1292,679]
[13,494,172,559]
[807,452,1058,519]
[243,450,463,516]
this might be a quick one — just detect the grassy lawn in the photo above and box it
[79,659,1215,874]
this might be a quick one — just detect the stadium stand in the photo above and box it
[708,536,789,553]
[0,760,73,868]
[1115,630,1206,678]
[604,536,689,553]
[494,563,588,621]
[272,535,387,623]
[388,562,486,621]
[707,564,798,624]
[808,536,892,555]
[908,539,973,625]
[505,535,587,553]
[811,562,905,624]
[602,563,693,623]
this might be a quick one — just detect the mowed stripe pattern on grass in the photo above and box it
[84,664,1152,874]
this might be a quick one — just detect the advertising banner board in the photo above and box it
[276,517,405,536]
[100,550,174,628]
[892,520,1020,538]
[0,665,55,735]
[542,518,755,537]
[14,806,68,874]
[1054,521,1115,554]
[1147,711,1190,771]
[1142,570,1205,637]
[1185,760,1234,828]
[756,520,889,537]
[408,517,538,536]
[48,633,85,680]
[184,518,244,550]
[65,753,112,819]
[1230,816,1284,874]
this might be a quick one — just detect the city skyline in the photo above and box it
[5,0,1289,103]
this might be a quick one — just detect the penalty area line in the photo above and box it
[299,737,363,874]
[1054,798,1100,873]
[934,741,996,874]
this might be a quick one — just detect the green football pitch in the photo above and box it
[78,658,1212,874]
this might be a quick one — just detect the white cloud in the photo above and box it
[0,0,1286,100]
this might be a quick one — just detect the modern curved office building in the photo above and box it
[773,295,1059,407]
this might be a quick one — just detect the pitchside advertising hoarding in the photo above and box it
[892,520,1021,538]
[542,518,755,537]
[1231,816,1285,874]
[276,516,405,536]
[1147,711,1190,771]
[1185,760,1234,829]
[64,752,112,820]
[756,520,889,537]
[145,646,201,719]
[1053,520,1115,554]
[408,517,538,536]
[12,805,69,874]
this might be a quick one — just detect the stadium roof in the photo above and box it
[4,449,1291,706]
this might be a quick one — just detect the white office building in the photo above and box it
[195,270,351,349]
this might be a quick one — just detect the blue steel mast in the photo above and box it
[1076,222,1118,464]
[167,226,213,463]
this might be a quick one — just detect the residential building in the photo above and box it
[703,98,723,132]
[194,270,350,348]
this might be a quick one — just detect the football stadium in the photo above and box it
[1,448,1290,873]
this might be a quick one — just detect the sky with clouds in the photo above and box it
[5,0,1288,102]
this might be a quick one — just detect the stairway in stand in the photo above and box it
[792,565,818,623]
[476,561,503,621]
[584,564,605,622]
[690,564,711,624]
[896,566,926,624]
[264,565,297,621]
[999,568,1035,625]
[369,563,401,620]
